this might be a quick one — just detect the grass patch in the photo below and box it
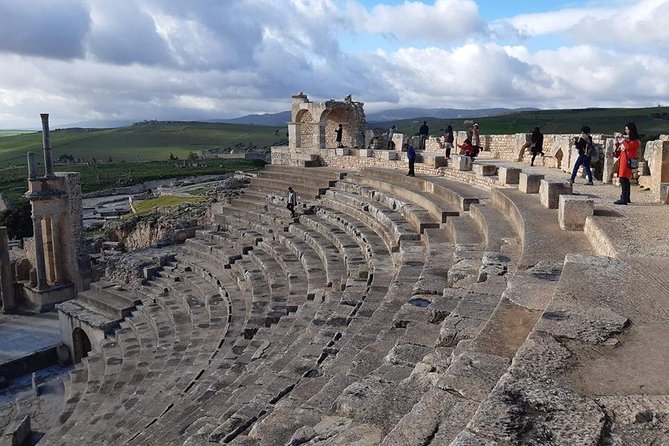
[130,195,206,215]
[0,130,34,138]
[0,121,286,168]
[0,158,265,207]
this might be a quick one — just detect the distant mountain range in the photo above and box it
[48,107,536,129]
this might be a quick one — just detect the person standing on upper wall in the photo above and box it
[444,125,454,159]
[569,126,594,185]
[613,122,640,205]
[471,123,481,152]
[335,124,344,148]
[406,143,416,176]
[419,121,429,150]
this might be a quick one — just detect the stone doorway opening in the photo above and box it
[72,327,91,363]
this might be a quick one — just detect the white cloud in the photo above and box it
[0,0,668,128]
[352,0,486,43]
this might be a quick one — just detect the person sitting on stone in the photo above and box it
[458,138,477,159]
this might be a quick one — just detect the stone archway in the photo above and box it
[321,107,351,148]
[295,109,315,148]
[72,327,91,363]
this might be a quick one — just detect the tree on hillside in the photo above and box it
[0,200,33,239]
[187,152,199,161]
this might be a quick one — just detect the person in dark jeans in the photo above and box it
[419,121,429,150]
[569,126,594,185]
[613,122,640,204]
[287,187,298,217]
[530,127,544,166]
[444,125,454,158]
[406,143,416,176]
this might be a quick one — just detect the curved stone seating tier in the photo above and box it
[246,177,327,201]
[468,202,521,257]
[337,177,442,235]
[491,187,593,270]
[360,167,481,211]
[287,224,346,290]
[321,187,420,254]
[347,173,460,225]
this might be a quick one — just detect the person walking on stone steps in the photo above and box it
[569,126,594,185]
[419,121,429,150]
[529,127,544,166]
[444,124,454,159]
[335,124,344,148]
[613,122,640,205]
[287,187,298,218]
[406,143,416,176]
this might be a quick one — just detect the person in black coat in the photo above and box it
[418,121,429,150]
[530,127,544,166]
[406,143,416,176]
[335,124,343,148]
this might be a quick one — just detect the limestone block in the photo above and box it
[539,180,573,209]
[335,148,351,156]
[519,173,545,194]
[451,155,472,171]
[357,149,373,157]
[377,150,398,161]
[498,166,521,184]
[472,164,498,176]
[602,138,615,183]
[661,183,669,204]
[391,133,405,151]
[558,195,594,231]
[420,153,447,168]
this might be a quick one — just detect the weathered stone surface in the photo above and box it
[558,195,594,231]
[472,164,498,176]
[498,166,521,185]
[518,173,545,193]
[539,179,572,209]
[451,155,472,171]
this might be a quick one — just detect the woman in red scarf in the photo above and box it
[613,122,640,205]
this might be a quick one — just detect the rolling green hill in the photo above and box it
[382,106,669,140]
[0,121,287,168]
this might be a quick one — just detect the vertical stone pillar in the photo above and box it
[314,123,325,149]
[43,216,55,283]
[31,216,48,290]
[287,123,298,149]
[50,215,65,284]
[40,114,55,178]
[27,152,37,180]
[602,138,616,184]
[0,226,16,312]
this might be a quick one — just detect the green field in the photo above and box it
[388,107,669,140]
[0,130,34,138]
[130,195,207,215]
[0,121,286,168]
[0,158,265,206]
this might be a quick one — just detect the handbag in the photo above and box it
[627,158,639,169]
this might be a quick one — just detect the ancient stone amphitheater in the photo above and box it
[14,156,664,445]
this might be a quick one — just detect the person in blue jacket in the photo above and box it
[406,143,416,176]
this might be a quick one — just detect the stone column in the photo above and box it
[0,226,16,312]
[31,216,48,290]
[50,215,65,284]
[314,123,325,149]
[287,123,298,149]
[27,152,37,180]
[602,138,616,183]
[41,113,55,178]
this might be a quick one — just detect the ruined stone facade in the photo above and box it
[22,114,86,310]
[288,93,366,150]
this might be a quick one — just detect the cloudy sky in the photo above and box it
[1,0,668,128]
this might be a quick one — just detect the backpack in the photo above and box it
[586,139,597,158]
